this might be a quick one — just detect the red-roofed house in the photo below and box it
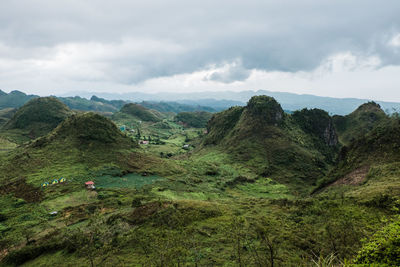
[85,181,95,189]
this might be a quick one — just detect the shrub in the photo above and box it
[355,217,400,266]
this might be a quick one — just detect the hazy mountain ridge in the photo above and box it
[60,89,400,115]
[0,90,219,114]
[3,89,400,115]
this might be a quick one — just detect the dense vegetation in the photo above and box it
[332,101,387,145]
[118,103,163,122]
[0,109,16,128]
[175,111,213,128]
[1,97,72,141]
[0,95,399,266]
[140,101,216,113]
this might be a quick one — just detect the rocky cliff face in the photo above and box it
[292,108,338,147]
[324,120,338,146]
[246,95,284,125]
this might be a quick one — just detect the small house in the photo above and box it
[182,144,190,149]
[41,182,49,187]
[59,177,66,183]
[85,181,95,189]
[51,179,59,184]
[139,140,149,145]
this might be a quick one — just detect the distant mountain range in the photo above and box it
[2,89,400,115]
[61,89,400,115]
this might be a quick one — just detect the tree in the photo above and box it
[248,218,282,267]
[355,216,400,266]
[130,228,190,266]
[136,128,141,140]
[229,216,248,267]
[64,218,128,267]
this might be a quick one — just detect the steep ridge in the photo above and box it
[203,95,339,186]
[2,97,72,140]
[332,102,388,145]
[0,113,139,182]
[31,112,136,148]
[332,116,400,180]
[175,111,213,128]
[116,103,163,122]
[0,108,17,128]
[315,112,400,196]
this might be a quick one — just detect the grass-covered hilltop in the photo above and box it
[0,95,399,266]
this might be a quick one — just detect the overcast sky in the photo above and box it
[1,0,400,101]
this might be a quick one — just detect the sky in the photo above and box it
[0,0,400,101]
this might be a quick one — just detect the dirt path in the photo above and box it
[331,166,370,186]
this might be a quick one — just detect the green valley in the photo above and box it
[0,95,399,266]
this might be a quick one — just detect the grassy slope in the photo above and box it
[333,101,387,146]
[1,97,72,144]
[115,103,164,123]
[0,109,16,129]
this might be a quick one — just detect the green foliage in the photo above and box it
[4,241,63,265]
[203,96,337,187]
[292,108,337,146]
[119,103,162,122]
[246,95,284,124]
[337,117,400,171]
[175,111,213,128]
[1,97,71,141]
[204,106,244,145]
[333,101,388,145]
[45,112,133,145]
[0,108,16,128]
[58,96,120,112]
[90,95,127,109]
[355,216,400,266]
[63,218,128,267]
[140,100,216,113]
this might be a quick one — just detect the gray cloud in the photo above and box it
[205,61,251,83]
[0,0,399,88]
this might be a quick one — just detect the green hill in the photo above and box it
[117,103,163,122]
[333,101,388,145]
[0,113,165,183]
[33,112,136,148]
[0,108,17,128]
[2,97,72,141]
[175,111,213,128]
[58,96,120,113]
[318,116,400,188]
[203,95,339,188]
[90,95,128,109]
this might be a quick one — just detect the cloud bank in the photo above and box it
[0,0,399,100]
